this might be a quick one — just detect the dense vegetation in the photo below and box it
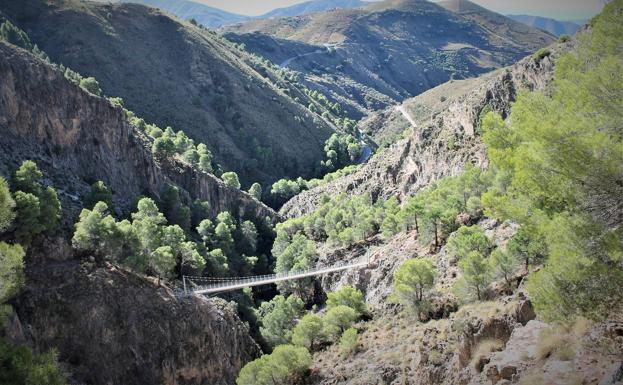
[481,1,623,320]
[239,286,366,384]
[0,167,65,384]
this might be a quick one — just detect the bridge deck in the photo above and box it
[186,259,369,295]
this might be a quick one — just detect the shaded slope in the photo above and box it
[116,0,248,27]
[0,41,276,223]
[0,0,336,185]
[223,0,555,117]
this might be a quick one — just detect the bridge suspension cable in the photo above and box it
[181,255,370,296]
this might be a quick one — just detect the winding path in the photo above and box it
[396,105,418,130]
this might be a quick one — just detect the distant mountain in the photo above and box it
[507,14,581,37]
[224,0,555,117]
[260,0,366,18]
[110,0,248,27]
[1,0,341,184]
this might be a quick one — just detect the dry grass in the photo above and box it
[470,339,505,371]
[536,317,591,361]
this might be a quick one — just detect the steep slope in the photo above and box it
[223,0,555,117]
[0,41,276,223]
[0,40,266,385]
[507,14,581,37]
[280,37,566,217]
[113,0,248,28]
[260,0,366,19]
[11,257,260,385]
[0,0,337,185]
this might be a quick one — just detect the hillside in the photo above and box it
[0,0,340,186]
[112,0,248,28]
[0,38,272,384]
[280,34,565,217]
[260,0,366,19]
[223,0,555,117]
[507,14,581,37]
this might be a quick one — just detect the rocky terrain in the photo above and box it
[9,252,260,385]
[0,41,276,223]
[280,37,564,218]
[223,0,555,117]
[0,0,340,185]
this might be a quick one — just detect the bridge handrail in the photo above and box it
[181,255,370,295]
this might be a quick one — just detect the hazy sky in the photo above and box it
[196,0,604,20]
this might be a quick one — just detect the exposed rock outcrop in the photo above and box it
[11,256,260,385]
[0,42,277,223]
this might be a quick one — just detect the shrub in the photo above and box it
[458,251,492,301]
[0,178,15,233]
[257,295,305,347]
[393,258,436,314]
[236,345,311,385]
[291,314,324,350]
[559,34,571,43]
[323,305,358,340]
[84,181,113,210]
[326,286,367,316]
[221,172,241,189]
[79,77,102,96]
[533,48,551,63]
[338,328,358,358]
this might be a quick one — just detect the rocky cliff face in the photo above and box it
[0,0,337,185]
[281,41,563,218]
[0,42,276,223]
[10,251,259,385]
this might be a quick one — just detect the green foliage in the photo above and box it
[326,286,366,316]
[0,178,15,233]
[322,305,358,340]
[0,340,66,385]
[559,34,571,43]
[321,133,362,172]
[221,172,241,189]
[506,227,546,271]
[447,225,493,261]
[12,161,43,194]
[291,314,324,350]
[236,344,311,385]
[84,181,113,210]
[0,242,24,305]
[151,136,176,157]
[482,1,623,320]
[533,48,552,63]
[269,178,304,207]
[490,248,518,291]
[159,184,191,232]
[72,202,124,260]
[257,295,305,347]
[393,258,436,313]
[248,183,262,201]
[10,161,61,243]
[338,328,358,358]
[457,251,492,301]
[0,20,48,61]
[12,192,41,243]
[274,233,317,295]
[79,77,102,96]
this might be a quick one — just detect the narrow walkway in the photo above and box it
[396,105,418,130]
[183,256,369,295]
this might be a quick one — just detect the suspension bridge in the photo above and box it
[180,255,371,296]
